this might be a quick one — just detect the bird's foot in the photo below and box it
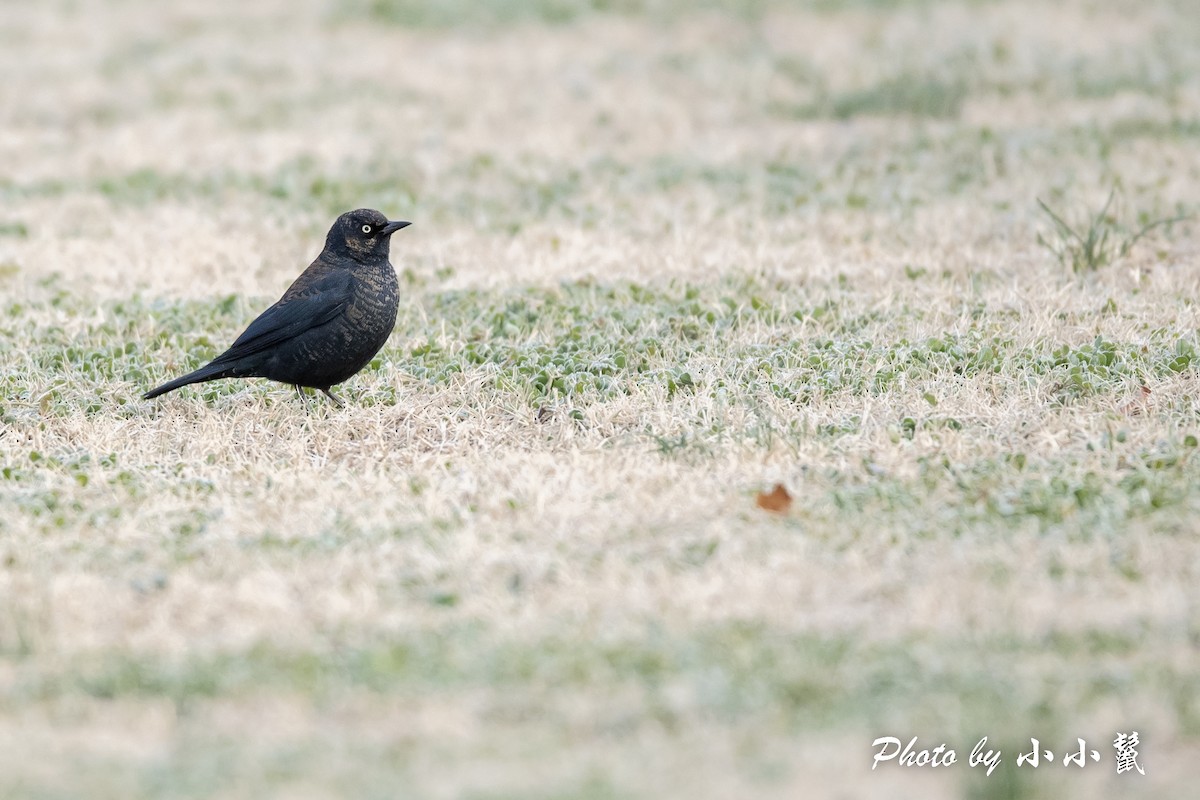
[320,388,345,408]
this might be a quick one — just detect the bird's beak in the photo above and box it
[382,220,412,235]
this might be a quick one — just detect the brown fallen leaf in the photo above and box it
[1118,385,1152,416]
[756,483,792,514]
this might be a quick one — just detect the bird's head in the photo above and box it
[325,208,411,263]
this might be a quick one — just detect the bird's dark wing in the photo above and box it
[213,270,353,364]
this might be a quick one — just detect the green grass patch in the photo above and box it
[794,75,969,120]
[10,621,1187,742]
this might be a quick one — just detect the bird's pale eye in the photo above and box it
[361,224,373,234]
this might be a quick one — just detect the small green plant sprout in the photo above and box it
[1036,188,1192,273]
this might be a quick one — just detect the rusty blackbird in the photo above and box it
[144,208,411,407]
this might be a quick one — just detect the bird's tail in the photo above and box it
[143,363,233,400]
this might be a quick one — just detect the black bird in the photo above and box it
[144,208,411,407]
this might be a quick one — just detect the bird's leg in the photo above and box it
[320,388,345,408]
[294,384,310,410]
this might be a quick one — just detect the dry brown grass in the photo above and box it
[2,1,1200,798]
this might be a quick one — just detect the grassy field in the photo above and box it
[2,0,1199,798]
